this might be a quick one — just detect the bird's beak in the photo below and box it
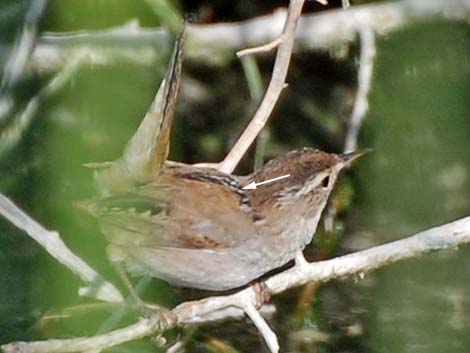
[339,148,372,164]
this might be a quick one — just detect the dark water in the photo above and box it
[0,2,469,353]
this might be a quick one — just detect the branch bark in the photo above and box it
[29,0,470,73]
[0,193,123,303]
[343,26,376,154]
[2,217,469,353]
[217,0,306,173]
[2,1,469,352]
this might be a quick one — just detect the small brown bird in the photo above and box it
[83,149,364,291]
[80,25,366,292]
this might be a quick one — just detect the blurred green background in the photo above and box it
[0,1,469,352]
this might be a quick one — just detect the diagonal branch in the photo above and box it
[0,193,123,303]
[3,216,468,353]
[217,0,306,174]
[0,0,47,93]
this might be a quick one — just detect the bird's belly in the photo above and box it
[113,212,320,291]
[259,215,317,269]
[124,243,274,291]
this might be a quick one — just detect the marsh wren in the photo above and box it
[80,26,366,292]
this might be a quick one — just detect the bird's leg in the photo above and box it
[107,245,146,309]
[106,245,177,326]
[252,281,271,309]
[295,250,309,268]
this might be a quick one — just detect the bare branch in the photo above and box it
[32,24,167,73]
[29,0,470,74]
[1,0,46,93]
[344,26,376,153]
[325,26,376,231]
[1,316,163,353]
[0,193,123,303]
[175,217,470,322]
[2,1,469,352]
[3,217,469,353]
[236,36,283,58]
[0,59,81,159]
[217,0,306,173]
[0,0,47,126]
[244,303,279,353]
[191,0,469,54]
[266,216,470,293]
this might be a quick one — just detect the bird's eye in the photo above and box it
[321,176,330,188]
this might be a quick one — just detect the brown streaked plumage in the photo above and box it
[81,149,365,291]
[80,25,367,291]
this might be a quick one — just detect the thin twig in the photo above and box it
[325,26,376,231]
[3,216,469,353]
[244,303,279,353]
[344,26,376,153]
[0,59,81,159]
[0,0,47,124]
[166,340,185,353]
[218,0,306,173]
[0,0,47,93]
[0,193,123,303]
[236,36,283,58]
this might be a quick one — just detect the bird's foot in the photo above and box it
[252,281,271,308]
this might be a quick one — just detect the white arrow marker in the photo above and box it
[243,174,290,190]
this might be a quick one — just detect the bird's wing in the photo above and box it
[80,168,263,250]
